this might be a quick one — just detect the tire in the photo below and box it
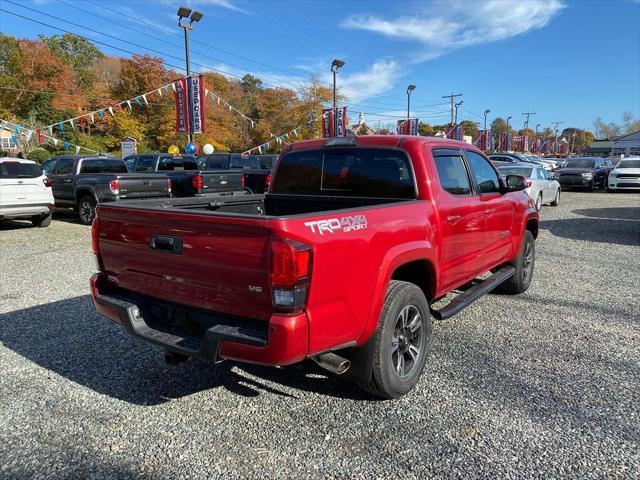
[535,193,542,211]
[243,187,254,194]
[78,195,97,225]
[550,188,560,206]
[601,179,608,190]
[495,230,535,295]
[586,180,594,192]
[359,280,432,399]
[31,213,52,227]
[607,186,616,193]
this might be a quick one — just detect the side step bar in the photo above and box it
[431,266,516,320]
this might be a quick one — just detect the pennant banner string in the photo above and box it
[1,119,100,154]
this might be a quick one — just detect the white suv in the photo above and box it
[0,158,55,227]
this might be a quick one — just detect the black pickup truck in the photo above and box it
[41,155,170,224]
[199,153,276,194]
[124,153,244,197]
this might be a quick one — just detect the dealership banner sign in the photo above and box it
[187,75,206,134]
[396,119,419,135]
[174,78,189,133]
[322,107,348,137]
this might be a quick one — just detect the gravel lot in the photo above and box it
[1,192,639,479]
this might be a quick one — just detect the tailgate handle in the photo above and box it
[149,234,183,254]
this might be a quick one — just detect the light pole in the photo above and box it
[506,116,512,151]
[177,6,204,145]
[406,84,416,121]
[483,109,490,132]
[454,100,463,125]
[331,59,345,137]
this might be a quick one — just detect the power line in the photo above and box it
[442,92,463,126]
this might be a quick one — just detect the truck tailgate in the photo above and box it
[201,170,243,193]
[117,174,169,199]
[96,206,273,321]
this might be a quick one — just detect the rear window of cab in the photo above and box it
[272,148,415,198]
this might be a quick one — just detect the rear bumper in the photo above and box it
[0,203,53,220]
[90,273,309,366]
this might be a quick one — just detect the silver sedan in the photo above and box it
[499,165,561,211]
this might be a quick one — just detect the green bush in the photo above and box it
[26,148,51,163]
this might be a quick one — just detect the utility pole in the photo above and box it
[552,121,565,154]
[442,92,462,127]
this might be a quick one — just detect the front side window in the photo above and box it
[433,151,472,195]
[135,156,155,172]
[536,168,547,180]
[272,148,415,198]
[56,158,74,175]
[41,159,57,175]
[466,150,501,194]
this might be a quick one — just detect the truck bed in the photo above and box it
[98,193,407,217]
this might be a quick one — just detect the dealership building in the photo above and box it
[588,131,640,157]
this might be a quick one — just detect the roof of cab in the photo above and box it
[283,135,475,153]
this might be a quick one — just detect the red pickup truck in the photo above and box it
[90,136,538,398]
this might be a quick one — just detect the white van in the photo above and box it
[0,158,55,227]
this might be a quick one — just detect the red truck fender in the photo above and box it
[358,241,437,345]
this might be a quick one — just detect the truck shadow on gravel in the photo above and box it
[540,207,640,246]
[0,295,367,405]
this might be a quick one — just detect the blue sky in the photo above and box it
[1,0,639,132]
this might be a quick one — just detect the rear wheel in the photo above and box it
[78,195,96,225]
[31,213,52,227]
[550,188,560,206]
[495,231,535,295]
[359,280,432,399]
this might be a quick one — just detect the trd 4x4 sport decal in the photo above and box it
[304,214,368,235]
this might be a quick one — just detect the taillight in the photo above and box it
[109,179,120,195]
[526,179,533,187]
[167,178,172,195]
[270,239,313,311]
[192,174,203,191]
[241,174,245,189]
[43,177,53,187]
[265,173,271,191]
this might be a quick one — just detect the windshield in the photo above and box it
[617,160,640,169]
[498,167,532,178]
[0,161,42,178]
[564,159,596,169]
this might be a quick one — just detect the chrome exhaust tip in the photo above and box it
[311,352,351,375]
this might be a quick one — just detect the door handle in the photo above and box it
[447,215,462,223]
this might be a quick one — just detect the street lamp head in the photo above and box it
[507,116,512,121]
[177,6,192,18]
[331,59,345,71]
[484,109,491,115]
[407,84,416,94]
[190,11,204,22]
[455,100,463,107]
[536,123,541,129]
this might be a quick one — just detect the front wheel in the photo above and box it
[495,230,535,295]
[535,193,542,211]
[359,280,432,399]
[78,195,97,225]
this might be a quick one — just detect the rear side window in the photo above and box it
[433,152,472,195]
[41,159,57,175]
[273,148,415,198]
[466,151,501,194]
[80,159,127,174]
[158,155,198,171]
[0,162,42,178]
[56,158,74,175]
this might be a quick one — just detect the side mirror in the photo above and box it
[505,175,527,192]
